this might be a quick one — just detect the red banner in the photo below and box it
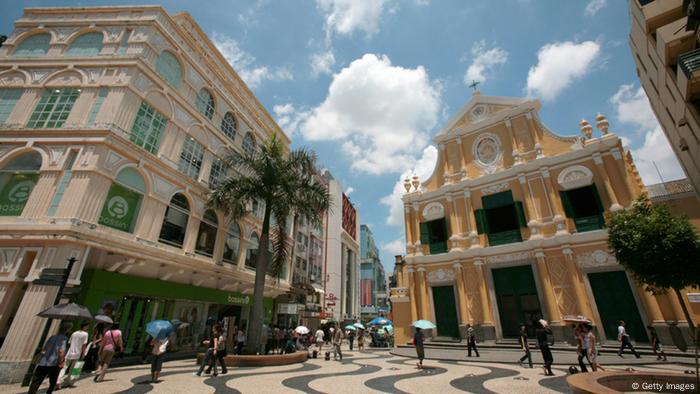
[361,279,373,306]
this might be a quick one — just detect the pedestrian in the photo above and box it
[82,322,103,373]
[574,324,590,373]
[315,327,325,353]
[195,324,219,377]
[62,321,89,388]
[236,327,246,355]
[150,333,170,382]
[585,324,604,371]
[332,323,343,361]
[414,327,425,369]
[617,320,640,358]
[357,329,365,352]
[28,322,70,394]
[94,322,123,382]
[536,320,554,376]
[347,329,355,350]
[647,325,667,361]
[206,325,228,375]
[517,323,532,368]
[261,324,269,355]
[466,324,479,357]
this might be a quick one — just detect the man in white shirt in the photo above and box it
[62,322,89,388]
[617,320,640,358]
[315,328,325,352]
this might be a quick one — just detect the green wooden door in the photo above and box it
[493,265,543,338]
[432,285,460,338]
[588,271,648,342]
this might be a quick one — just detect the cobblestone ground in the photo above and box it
[1,348,693,394]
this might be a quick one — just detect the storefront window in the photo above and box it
[245,232,259,269]
[222,222,240,264]
[0,151,42,216]
[159,193,190,248]
[195,209,218,257]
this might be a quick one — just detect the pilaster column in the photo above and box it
[534,251,561,324]
[412,203,423,255]
[610,147,636,205]
[505,118,521,165]
[403,205,414,254]
[636,283,665,323]
[456,137,467,178]
[593,153,623,212]
[562,248,594,318]
[463,189,480,248]
[474,260,493,324]
[542,167,569,234]
[183,217,200,254]
[198,151,214,185]
[525,111,543,148]
[453,262,470,324]
[418,266,431,320]
[666,292,689,323]
[407,266,418,322]
[446,195,460,251]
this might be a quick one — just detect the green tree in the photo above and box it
[208,134,330,355]
[607,194,700,339]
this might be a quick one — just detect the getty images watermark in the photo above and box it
[630,381,696,392]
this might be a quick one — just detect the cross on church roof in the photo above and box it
[468,80,480,92]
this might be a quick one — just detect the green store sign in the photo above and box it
[98,183,142,232]
[0,173,38,216]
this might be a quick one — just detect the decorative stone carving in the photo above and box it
[0,71,26,86]
[485,251,532,265]
[480,181,509,195]
[469,104,489,123]
[83,68,102,84]
[421,201,445,221]
[152,174,177,198]
[103,150,125,171]
[557,165,593,190]
[46,70,83,86]
[472,133,502,174]
[31,69,58,84]
[53,27,80,43]
[0,248,20,273]
[427,268,455,284]
[576,250,617,269]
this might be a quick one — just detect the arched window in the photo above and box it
[178,137,204,180]
[245,232,259,269]
[155,51,182,89]
[222,223,240,264]
[98,167,145,232]
[221,112,237,141]
[208,157,227,187]
[159,193,190,248]
[13,33,51,57]
[195,209,218,257]
[195,88,215,120]
[242,132,256,156]
[66,32,104,56]
[0,151,42,216]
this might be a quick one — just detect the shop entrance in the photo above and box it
[588,271,648,342]
[492,265,543,338]
[432,285,460,338]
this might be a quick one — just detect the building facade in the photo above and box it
[390,92,700,348]
[0,6,294,381]
[360,224,388,320]
[628,0,700,200]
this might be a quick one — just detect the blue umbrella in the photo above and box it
[412,320,436,330]
[146,320,174,340]
[369,317,392,326]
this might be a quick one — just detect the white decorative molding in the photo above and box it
[0,248,21,273]
[472,132,503,174]
[480,181,509,195]
[469,104,489,123]
[133,73,153,92]
[427,268,455,284]
[0,71,26,86]
[152,174,177,198]
[610,148,622,160]
[592,153,604,165]
[557,165,594,190]
[485,251,532,265]
[103,150,125,171]
[576,250,618,269]
[422,201,445,221]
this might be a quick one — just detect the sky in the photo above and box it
[2,0,686,277]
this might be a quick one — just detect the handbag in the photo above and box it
[70,361,84,379]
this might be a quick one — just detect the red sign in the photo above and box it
[327,293,336,300]
[342,193,357,240]
[361,279,373,306]
[326,302,336,307]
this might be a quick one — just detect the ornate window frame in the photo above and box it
[557,165,594,190]
[471,132,502,174]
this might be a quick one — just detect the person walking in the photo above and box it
[585,324,604,372]
[414,327,425,369]
[206,325,228,375]
[332,324,343,361]
[536,320,554,376]
[357,329,365,352]
[62,321,89,388]
[195,324,219,377]
[617,320,640,358]
[314,327,325,353]
[150,333,170,382]
[83,323,103,373]
[28,322,70,394]
[94,323,123,383]
[347,330,355,351]
[235,327,246,355]
[647,325,667,361]
[466,324,479,357]
[574,324,589,373]
[517,323,532,368]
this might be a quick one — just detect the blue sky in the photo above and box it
[3,0,685,276]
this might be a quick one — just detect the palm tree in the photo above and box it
[208,134,330,355]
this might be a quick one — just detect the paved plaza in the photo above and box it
[2,347,694,394]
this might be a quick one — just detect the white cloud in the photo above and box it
[212,32,293,89]
[464,40,508,86]
[345,186,355,195]
[610,84,685,184]
[585,0,607,16]
[381,237,406,256]
[310,50,336,76]
[526,41,600,101]
[381,146,438,226]
[317,0,387,41]
[297,54,441,175]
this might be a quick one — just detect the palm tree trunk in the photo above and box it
[244,204,272,355]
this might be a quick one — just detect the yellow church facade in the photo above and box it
[390,93,699,347]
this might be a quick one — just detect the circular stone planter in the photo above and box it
[196,351,308,367]
[567,371,697,393]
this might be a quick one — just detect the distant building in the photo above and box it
[360,224,388,320]
[628,0,700,200]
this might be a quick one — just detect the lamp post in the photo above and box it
[21,257,78,387]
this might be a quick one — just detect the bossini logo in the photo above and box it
[228,294,250,305]
[7,181,35,203]
[106,196,129,219]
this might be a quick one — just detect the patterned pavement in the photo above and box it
[1,348,692,393]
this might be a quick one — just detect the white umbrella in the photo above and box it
[353,322,365,329]
[94,314,113,324]
[294,325,310,335]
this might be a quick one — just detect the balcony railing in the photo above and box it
[487,229,523,246]
[679,48,700,80]
[574,214,605,232]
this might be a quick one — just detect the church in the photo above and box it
[390,91,698,347]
